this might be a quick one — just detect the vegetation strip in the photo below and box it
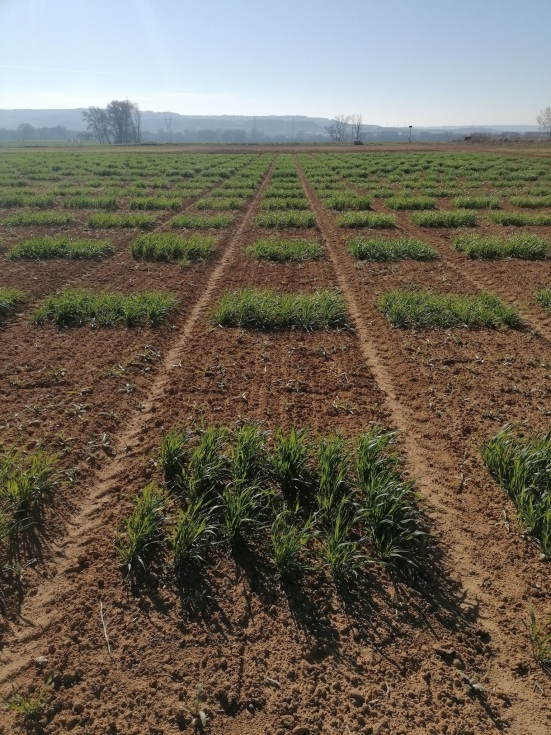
[378,289,521,329]
[336,212,396,229]
[348,236,439,261]
[411,210,477,227]
[482,426,551,556]
[33,289,177,328]
[88,213,157,229]
[453,234,548,259]
[7,237,114,260]
[211,288,348,330]
[246,238,323,262]
[131,233,215,263]
[114,423,425,576]
[0,287,24,318]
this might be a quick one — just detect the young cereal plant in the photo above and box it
[481,425,551,556]
[385,196,436,210]
[0,450,56,531]
[3,676,53,724]
[378,289,521,330]
[231,422,270,486]
[171,213,233,229]
[255,211,315,228]
[451,195,500,209]
[172,498,219,571]
[181,683,207,731]
[528,602,551,672]
[185,426,228,504]
[131,233,215,264]
[88,213,157,229]
[161,426,190,488]
[336,212,396,229]
[322,509,365,583]
[221,481,266,546]
[316,433,352,523]
[114,483,167,572]
[0,287,24,319]
[271,510,315,580]
[272,426,311,498]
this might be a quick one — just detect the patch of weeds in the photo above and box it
[528,602,551,671]
[3,676,53,724]
[63,195,118,210]
[324,194,372,211]
[129,197,182,211]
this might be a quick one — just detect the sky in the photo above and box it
[0,0,549,126]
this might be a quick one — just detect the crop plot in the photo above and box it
[7,236,114,260]
[3,146,551,735]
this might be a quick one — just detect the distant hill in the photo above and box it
[0,109,540,142]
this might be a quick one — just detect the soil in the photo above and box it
[1,147,551,735]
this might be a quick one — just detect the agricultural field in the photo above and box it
[1,146,551,735]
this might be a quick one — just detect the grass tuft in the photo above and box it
[451,196,500,209]
[385,196,436,210]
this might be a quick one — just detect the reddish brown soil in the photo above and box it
[1,151,551,735]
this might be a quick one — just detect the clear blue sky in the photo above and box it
[0,0,549,126]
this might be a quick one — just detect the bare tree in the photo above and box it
[82,106,111,143]
[537,107,551,139]
[83,100,141,144]
[334,115,351,142]
[350,113,363,142]
[324,122,339,142]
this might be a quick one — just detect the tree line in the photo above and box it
[82,100,141,144]
[325,114,363,143]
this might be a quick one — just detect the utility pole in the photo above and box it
[251,115,257,143]
[164,118,172,143]
[408,125,412,143]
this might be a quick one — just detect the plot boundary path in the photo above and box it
[295,155,550,735]
[0,157,276,685]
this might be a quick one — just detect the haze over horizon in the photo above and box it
[1,0,549,127]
